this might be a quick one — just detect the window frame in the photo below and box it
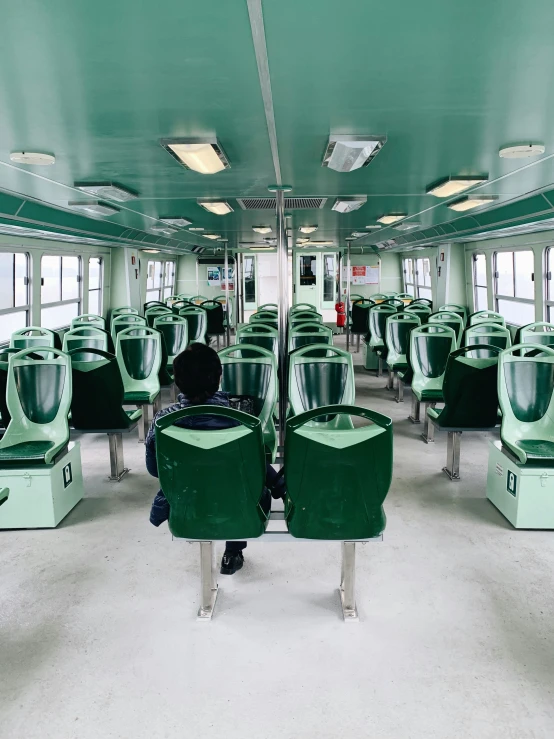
[415,256,432,299]
[40,254,83,328]
[472,252,488,312]
[403,257,415,295]
[493,248,535,325]
[88,256,104,316]
[545,247,554,321]
[0,251,30,340]
[146,259,176,302]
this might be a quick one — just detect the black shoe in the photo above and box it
[220,551,244,575]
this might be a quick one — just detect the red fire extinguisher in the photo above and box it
[335,301,346,328]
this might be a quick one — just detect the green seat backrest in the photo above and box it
[178,307,207,343]
[397,293,414,302]
[520,322,554,347]
[498,344,554,464]
[10,327,55,354]
[0,348,71,464]
[116,327,161,402]
[250,311,279,330]
[404,304,432,324]
[201,300,226,334]
[383,298,405,310]
[68,348,136,430]
[385,313,421,368]
[290,303,317,313]
[412,298,433,308]
[369,305,397,348]
[71,314,106,330]
[465,322,512,358]
[433,346,501,428]
[469,310,505,327]
[439,304,467,324]
[285,405,393,539]
[236,324,278,356]
[165,295,181,306]
[429,311,464,346]
[145,306,172,328]
[110,307,139,328]
[0,348,20,428]
[289,345,355,427]
[289,322,333,353]
[351,300,374,334]
[410,324,457,401]
[155,406,269,539]
[258,303,278,311]
[369,293,388,303]
[111,314,146,344]
[153,315,188,363]
[143,301,167,313]
[290,311,323,326]
[62,326,109,357]
[191,295,208,304]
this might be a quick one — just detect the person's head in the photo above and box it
[173,343,222,403]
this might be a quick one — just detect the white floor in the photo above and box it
[2,339,554,738]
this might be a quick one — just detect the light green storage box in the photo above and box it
[0,442,84,528]
[486,440,554,528]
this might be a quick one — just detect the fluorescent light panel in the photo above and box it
[252,226,272,234]
[299,225,318,234]
[426,176,487,198]
[75,182,138,202]
[160,137,230,174]
[296,238,310,245]
[322,135,386,172]
[394,222,421,231]
[499,143,545,159]
[202,234,221,240]
[142,249,160,253]
[11,151,55,165]
[160,217,192,228]
[150,226,177,236]
[310,240,335,246]
[67,201,119,217]
[377,214,407,225]
[197,200,233,215]
[447,195,498,212]
[332,197,367,213]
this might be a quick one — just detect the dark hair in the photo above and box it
[173,343,222,403]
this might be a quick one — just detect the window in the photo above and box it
[244,256,256,303]
[299,255,317,286]
[88,257,103,316]
[41,255,82,329]
[545,248,554,321]
[0,251,29,342]
[415,257,432,299]
[146,260,175,302]
[472,253,488,311]
[494,249,535,326]
[323,255,335,302]
[403,258,415,295]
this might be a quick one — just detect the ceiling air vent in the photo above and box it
[237,197,327,210]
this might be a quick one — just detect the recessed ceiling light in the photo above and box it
[299,225,318,234]
[447,195,498,212]
[332,197,367,213]
[10,151,55,165]
[67,201,119,217]
[426,176,487,198]
[365,225,382,230]
[75,182,138,202]
[296,238,310,245]
[189,227,204,231]
[202,234,222,240]
[499,143,545,159]
[150,226,177,236]
[160,217,192,228]
[377,214,407,225]
[310,240,335,246]
[160,137,230,174]
[322,135,386,172]
[351,232,367,238]
[264,237,277,245]
[252,226,272,234]
[394,222,421,231]
[142,249,160,253]
[197,200,233,215]
[250,246,273,251]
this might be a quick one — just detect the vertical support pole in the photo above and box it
[337,251,342,333]
[236,252,243,326]
[107,432,129,481]
[346,244,351,351]
[224,243,231,347]
[339,542,359,622]
[444,431,462,480]
[197,541,218,620]
[273,186,290,450]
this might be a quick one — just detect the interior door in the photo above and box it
[296,253,318,308]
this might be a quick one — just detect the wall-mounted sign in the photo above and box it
[222,267,235,291]
[207,267,221,287]
[350,265,379,285]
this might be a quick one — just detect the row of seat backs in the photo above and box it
[351,298,434,334]
[155,404,392,541]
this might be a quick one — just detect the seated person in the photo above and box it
[146,342,284,576]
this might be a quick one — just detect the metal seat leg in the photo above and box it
[396,376,404,403]
[153,394,162,414]
[339,542,359,622]
[137,405,147,443]
[421,403,436,443]
[408,394,421,423]
[197,541,219,621]
[443,431,462,480]
[170,383,177,403]
[386,369,394,390]
[107,432,129,481]
[377,357,383,377]
[356,333,360,353]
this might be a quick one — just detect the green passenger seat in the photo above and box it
[145,305,173,328]
[350,299,374,334]
[155,406,269,540]
[288,322,333,353]
[410,324,457,402]
[0,348,72,465]
[178,306,207,343]
[383,297,405,310]
[116,326,161,405]
[368,293,388,303]
[68,348,142,431]
[404,303,432,324]
[290,303,317,313]
[385,313,421,372]
[465,322,512,357]
[111,314,146,344]
[397,293,414,302]
[368,304,397,355]
[0,348,21,429]
[250,310,279,330]
[288,345,355,429]
[71,314,106,330]
[520,322,554,347]
[10,327,55,354]
[439,304,468,325]
[498,344,554,465]
[143,300,167,313]
[110,307,139,327]
[290,311,323,326]
[153,315,188,365]
[62,326,109,357]
[219,344,278,461]
[412,298,433,309]
[235,324,278,356]
[191,295,208,304]
[258,303,278,311]
[429,311,465,346]
[284,405,393,539]
[469,310,505,327]
[201,300,226,336]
